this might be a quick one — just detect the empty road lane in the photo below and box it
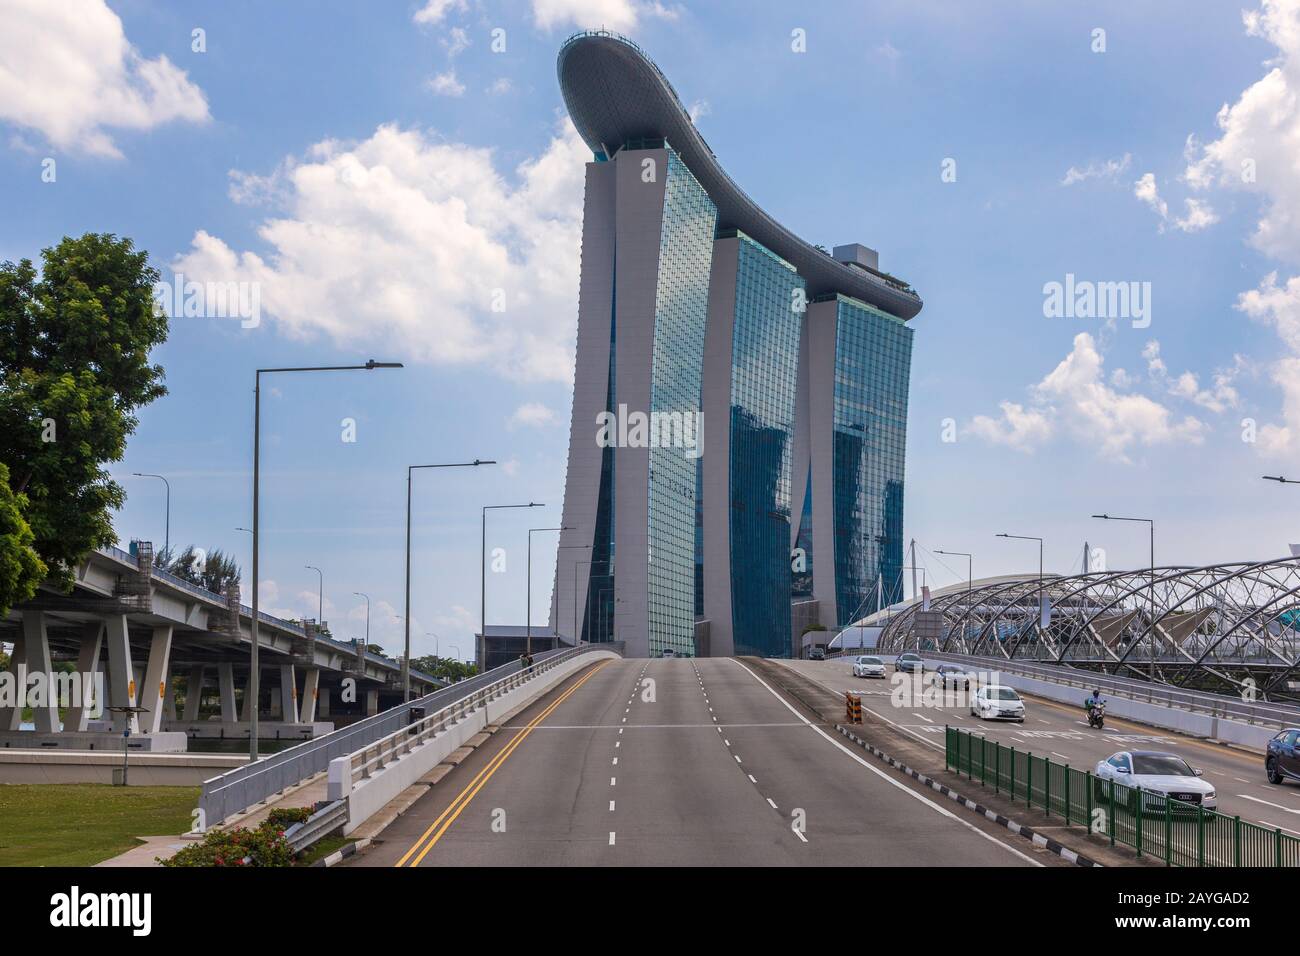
[352,657,1046,866]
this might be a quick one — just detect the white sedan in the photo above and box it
[969,685,1026,721]
[1093,751,1216,810]
[852,655,886,678]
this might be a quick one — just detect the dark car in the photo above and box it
[1266,727,1300,785]
[933,663,970,689]
[895,652,923,674]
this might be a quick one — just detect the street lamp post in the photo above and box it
[480,502,543,668]
[996,533,1044,647]
[305,565,323,624]
[353,592,370,651]
[527,527,569,657]
[935,549,973,650]
[404,460,495,701]
[1263,475,1300,485]
[559,545,594,645]
[249,360,402,762]
[1092,514,1156,680]
[132,473,170,558]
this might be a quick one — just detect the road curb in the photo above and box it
[313,838,371,868]
[834,724,1103,868]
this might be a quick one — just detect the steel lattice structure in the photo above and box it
[875,559,1300,702]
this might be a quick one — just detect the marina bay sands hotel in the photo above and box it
[548,32,921,660]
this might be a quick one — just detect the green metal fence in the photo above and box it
[945,725,1300,867]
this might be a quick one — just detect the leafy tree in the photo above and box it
[409,654,477,682]
[0,234,168,592]
[0,462,46,615]
[157,545,241,595]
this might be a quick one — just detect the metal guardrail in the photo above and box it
[343,644,618,790]
[946,726,1300,867]
[926,652,1300,728]
[198,645,577,824]
[282,800,348,854]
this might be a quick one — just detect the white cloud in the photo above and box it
[443,27,471,58]
[687,100,710,124]
[1184,0,1300,263]
[487,78,514,95]
[509,402,559,428]
[427,70,467,97]
[1237,272,1300,455]
[1143,339,1242,413]
[413,0,469,26]
[0,0,208,158]
[1061,153,1131,186]
[530,0,677,32]
[173,120,589,383]
[1134,172,1218,233]
[968,402,1053,452]
[970,333,1207,462]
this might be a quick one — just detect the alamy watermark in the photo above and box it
[596,404,702,459]
[1043,273,1150,329]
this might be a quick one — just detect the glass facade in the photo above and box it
[828,294,913,626]
[727,234,804,657]
[646,149,717,656]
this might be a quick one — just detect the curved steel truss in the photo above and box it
[875,559,1300,702]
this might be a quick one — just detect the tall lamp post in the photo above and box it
[1092,514,1156,680]
[404,460,495,701]
[353,592,370,651]
[1263,475,1300,485]
[527,527,569,657]
[249,359,402,761]
[996,533,1044,644]
[305,565,323,624]
[132,472,170,557]
[480,502,543,668]
[935,549,973,650]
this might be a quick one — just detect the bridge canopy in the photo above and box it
[870,559,1300,702]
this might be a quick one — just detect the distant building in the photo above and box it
[550,32,921,658]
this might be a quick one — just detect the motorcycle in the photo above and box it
[1087,702,1106,729]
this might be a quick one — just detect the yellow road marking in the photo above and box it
[395,660,611,867]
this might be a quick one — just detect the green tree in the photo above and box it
[409,654,477,682]
[0,234,168,591]
[157,545,241,595]
[0,462,46,615]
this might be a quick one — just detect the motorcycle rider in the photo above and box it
[1084,688,1105,725]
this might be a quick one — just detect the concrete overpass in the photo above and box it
[0,542,442,751]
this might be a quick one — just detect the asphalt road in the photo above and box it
[782,657,1300,837]
[352,657,1050,866]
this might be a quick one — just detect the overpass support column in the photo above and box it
[279,665,297,722]
[104,615,139,734]
[240,668,257,722]
[299,668,320,723]
[217,663,237,722]
[22,611,60,732]
[365,687,378,717]
[0,633,24,730]
[182,666,205,721]
[318,685,331,718]
[65,621,104,732]
[140,625,173,735]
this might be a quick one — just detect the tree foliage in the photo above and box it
[409,654,477,682]
[0,234,168,591]
[0,232,167,595]
[156,545,241,595]
[0,462,46,615]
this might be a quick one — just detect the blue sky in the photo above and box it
[4,0,1300,655]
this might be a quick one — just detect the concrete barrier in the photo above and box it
[0,749,244,785]
[331,650,618,835]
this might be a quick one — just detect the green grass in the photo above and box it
[295,835,349,867]
[0,784,199,867]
